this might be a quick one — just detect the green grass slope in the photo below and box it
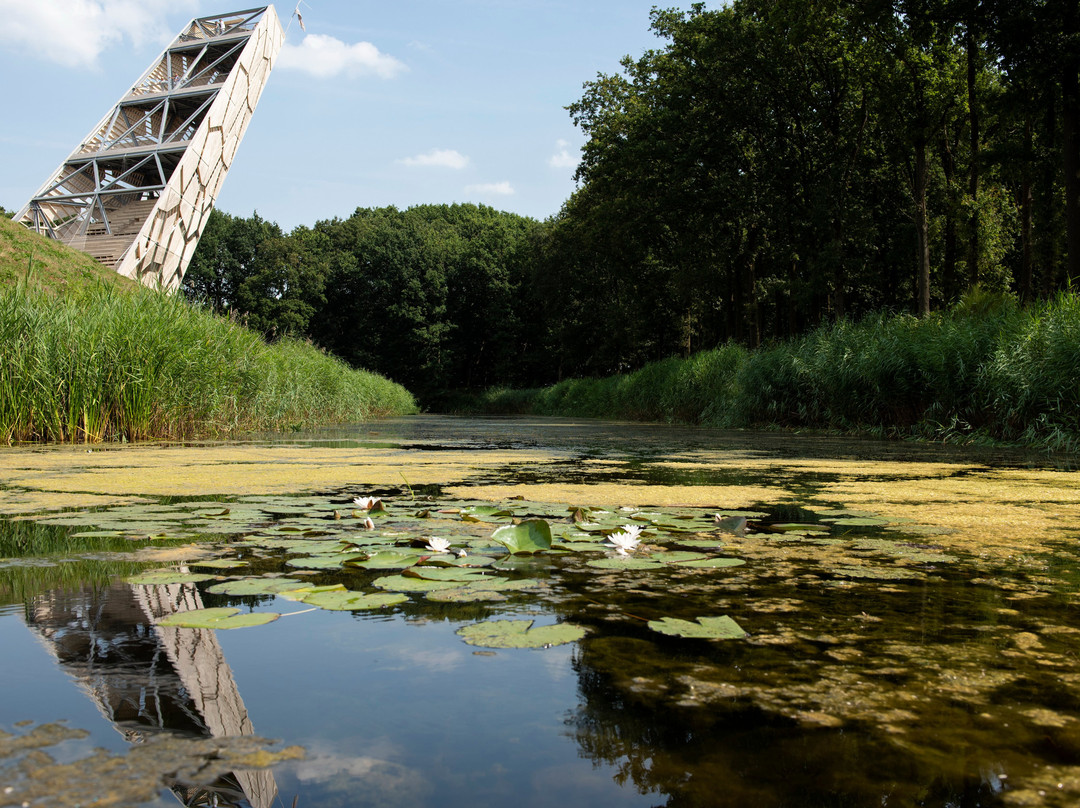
[0,217,417,442]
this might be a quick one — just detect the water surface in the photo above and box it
[2,416,1080,807]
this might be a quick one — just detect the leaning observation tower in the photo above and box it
[14,6,283,290]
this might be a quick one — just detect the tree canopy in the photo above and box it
[184,1,1080,398]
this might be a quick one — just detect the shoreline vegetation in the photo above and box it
[0,218,416,444]
[456,289,1080,453]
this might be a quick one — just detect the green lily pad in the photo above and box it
[371,574,462,593]
[285,555,348,570]
[586,557,664,570]
[655,551,709,563]
[465,577,543,592]
[192,558,249,569]
[491,519,552,554]
[346,552,422,570]
[276,584,347,601]
[767,523,825,532]
[402,566,490,582]
[553,541,612,553]
[157,607,279,630]
[425,587,509,603]
[674,538,726,549]
[206,577,306,596]
[671,557,746,568]
[445,555,498,567]
[300,590,408,610]
[126,570,218,585]
[830,517,892,526]
[456,619,587,648]
[647,615,747,640]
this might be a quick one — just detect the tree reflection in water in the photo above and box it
[567,638,1007,807]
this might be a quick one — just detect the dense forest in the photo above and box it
[183,0,1080,401]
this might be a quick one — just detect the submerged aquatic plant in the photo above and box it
[605,525,644,554]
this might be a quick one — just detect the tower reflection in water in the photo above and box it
[25,579,278,808]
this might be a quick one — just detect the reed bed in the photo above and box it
[467,293,1080,450]
[0,281,416,443]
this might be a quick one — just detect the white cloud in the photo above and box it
[277,34,406,79]
[0,0,195,67]
[548,139,578,169]
[465,181,515,196]
[398,149,469,170]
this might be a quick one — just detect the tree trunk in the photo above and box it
[831,216,847,320]
[939,130,957,301]
[967,24,981,289]
[1064,1,1080,287]
[1020,116,1034,302]
[914,135,931,315]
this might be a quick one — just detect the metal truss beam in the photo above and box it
[15,6,282,288]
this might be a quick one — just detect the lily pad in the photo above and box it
[157,607,279,630]
[655,551,710,563]
[456,619,587,648]
[300,590,408,611]
[465,577,543,592]
[345,552,422,570]
[491,519,553,554]
[402,566,490,582]
[674,538,726,549]
[206,577,306,596]
[126,570,218,586]
[192,558,249,569]
[670,557,747,568]
[277,584,346,601]
[829,517,892,527]
[647,615,747,640]
[371,574,461,593]
[285,555,349,570]
[425,587,509,603]
[586,557,664,570]
[553,541,612,553]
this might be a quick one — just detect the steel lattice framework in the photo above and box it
[15,6,283,290]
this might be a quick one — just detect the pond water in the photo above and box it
[2,415,1080,807]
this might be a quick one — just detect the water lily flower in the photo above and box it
[363,517,375,531]
[456,548,468,558]
[353,496,381,510]
[425,537,452,554]
[605,524,644,554]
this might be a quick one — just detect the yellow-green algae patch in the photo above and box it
[0,444,565,499]
[444,483,792,510]
[0,721,303,808]
[0,489,151,516]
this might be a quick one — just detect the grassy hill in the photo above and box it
[0,214,137,294]
[0,214,417,443]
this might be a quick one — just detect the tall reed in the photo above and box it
[0,281,416,443]
[466,292,1080,450]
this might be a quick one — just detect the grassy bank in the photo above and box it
[0,220,416,442]
[467,291,1080,451]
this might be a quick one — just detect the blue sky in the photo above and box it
[0,0,722,230]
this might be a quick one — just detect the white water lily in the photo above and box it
[456,548,468,558]
[425,537,452,554]
[353,496,381,510]
[363,517,375,531]
[605,524,644,554]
